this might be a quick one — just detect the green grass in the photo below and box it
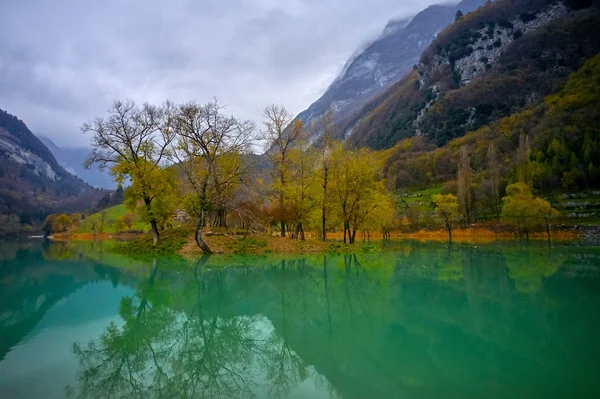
[114,226,193,257]
[77,204,146,233]
[399,186,441,211]
[234,237,268,254]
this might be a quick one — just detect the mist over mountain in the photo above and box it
[39,136,116,190]
[295,0,487,137]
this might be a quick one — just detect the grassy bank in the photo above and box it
[102,224,584,258]
[76,204,146,234]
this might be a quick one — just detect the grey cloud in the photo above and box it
[0,0,441,147]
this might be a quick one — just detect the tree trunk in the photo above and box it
[448,226,453,243]
[195,217,213,254]
[150,220,160,246]
[216,207,228,229]
[350,228,357,244]
[144,197,160,246]
[298,222,305,241]
[279,189,286,237]
[343,221,348,244]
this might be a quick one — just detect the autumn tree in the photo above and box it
[115,216,127,233]
[517,132,532,185]
[262,105,304,237]
[171,99,255,253]
[534,197,561,240]
[315,111,336,242]
[122,213,134,230]
[501,182,544,240]
[43,214,58,236]
[432,194,460,242]
[52,214,73,233]
[82,100,175,245]
[486,143,501,219]
[287,147,319,240]
[329,145,389,244]
[456,145,474,225]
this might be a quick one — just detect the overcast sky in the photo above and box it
[0,0,443,148]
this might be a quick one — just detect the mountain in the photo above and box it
[0,109,104,224]
[338,0,599,197]
[295,0,487,136]
[343,0,600,149]
[39,136,116,189]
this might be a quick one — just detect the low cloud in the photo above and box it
[0,0,440,147]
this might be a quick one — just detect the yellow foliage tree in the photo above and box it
[432,194,460,242]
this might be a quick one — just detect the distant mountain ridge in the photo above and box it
[295,0,487,136]
[39,136,116,189]
[0,109,103,223]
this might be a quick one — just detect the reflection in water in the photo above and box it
[1,241,600,398]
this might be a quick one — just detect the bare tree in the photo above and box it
[517,132,532,185]
[261,105,304,237]
[457,145,474,225]
[170,99,255,253]
[316,111,336,242]
[487,143,501,219]
[82,100,175,245]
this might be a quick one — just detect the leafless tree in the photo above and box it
[261,104,304,237]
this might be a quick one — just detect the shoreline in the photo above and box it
[46,226,588,257]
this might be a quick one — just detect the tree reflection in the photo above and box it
[64,244,577,399]
[503,247,563,294]
[67,257,261,399]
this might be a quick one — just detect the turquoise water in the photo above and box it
[1,241,600,398]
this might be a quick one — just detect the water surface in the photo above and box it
[1,240,600,398]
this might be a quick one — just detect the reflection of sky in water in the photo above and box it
[0,282,131,398]
[0,281,334,399]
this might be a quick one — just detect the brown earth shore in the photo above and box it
[50,226,583,257]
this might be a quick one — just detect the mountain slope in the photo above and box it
[344,0,600,149]
[295,0,486,136]
[0,109,103,224]
[39,136,116,189]
[383,52,600,198]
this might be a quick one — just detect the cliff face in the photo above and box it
[294,0,487,139]
[422,2,570,87]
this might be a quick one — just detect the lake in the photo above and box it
[1,240,600,398]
